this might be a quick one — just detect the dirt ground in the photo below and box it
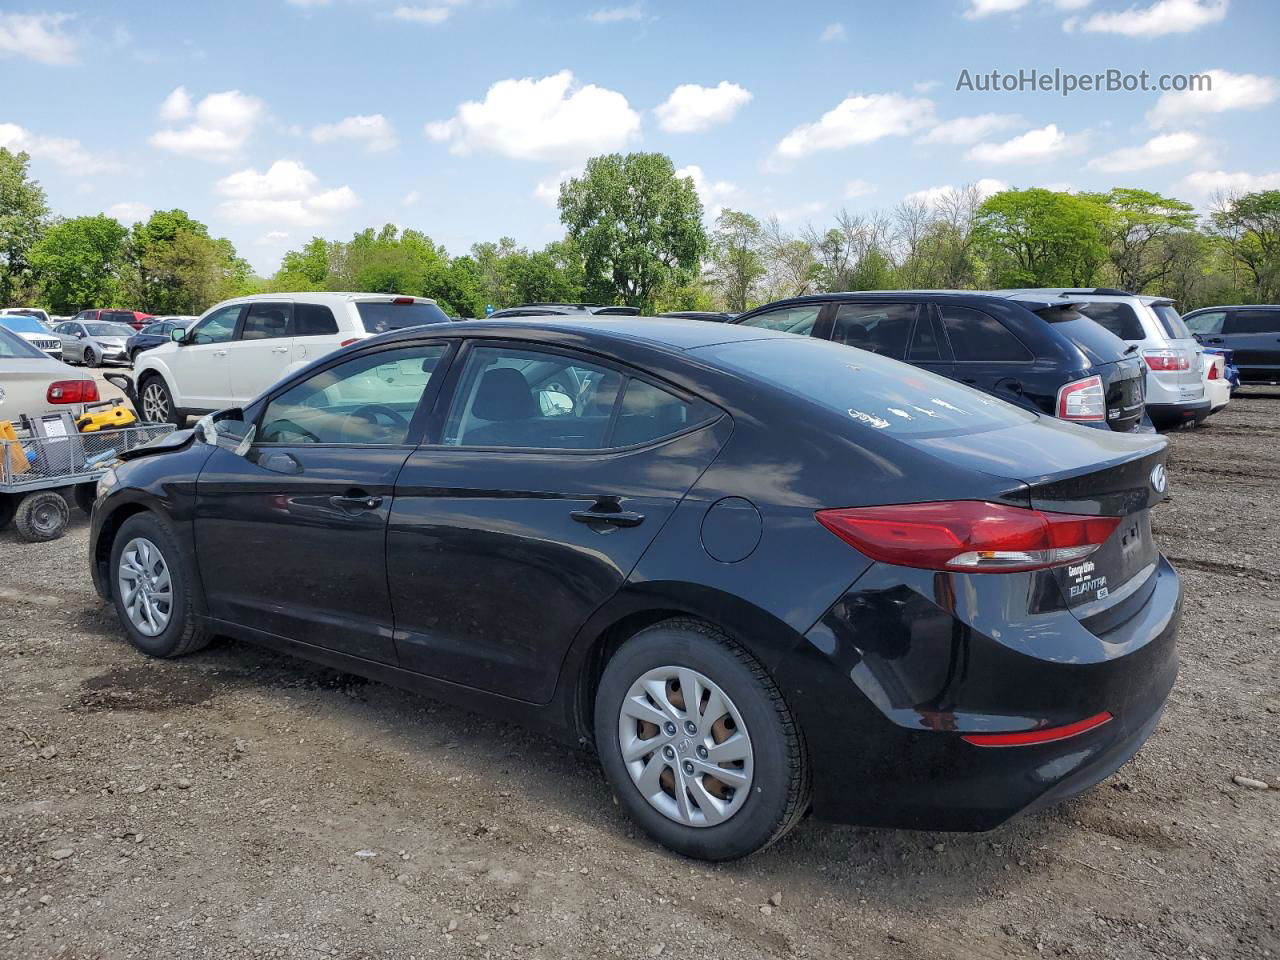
[1,385,1277,960]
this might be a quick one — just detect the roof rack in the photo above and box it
[1058,288,1134,297]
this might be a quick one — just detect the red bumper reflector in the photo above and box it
[961,711,1113,747]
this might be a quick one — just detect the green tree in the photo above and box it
[558,153,707,310]
[0,149,50,304]
[29,215,129,313]
[1088,188,1197,292]
[1210,190,1280,302]
[708,209,765,311]
[974,188,1109,287]
[128,209,250,313]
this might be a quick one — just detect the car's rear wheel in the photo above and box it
[594,619,809,861]
[109,512,211,658]
[139,375,182,426]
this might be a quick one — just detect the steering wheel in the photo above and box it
[343,404,410,442]
[261,418,322,444]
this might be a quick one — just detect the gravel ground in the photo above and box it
[1,384,1277,960]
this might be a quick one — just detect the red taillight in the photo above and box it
[1142,349,1190,372]
[339,338,361,347]
[1055,375,1106,421]
[1207,362,1219,380]
[47,380,99,404]
[391,296,414,305]
[961,711,1113,747]
[815,501,1122,573]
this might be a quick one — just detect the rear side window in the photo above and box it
[1149,304,1190,340]
[940,306,1033,362]
[613,379,701,447]
[701,338,1036,437]
[356,301,449,333]
[1225,310,1280,335]
[735,304,821,335]
[1076,302,1146,340]
[292,302,339,336]
[1184,311,1225,335]
[828,303,916,359]
[240,303,290,341]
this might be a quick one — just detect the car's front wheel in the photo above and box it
[594,619,810,860]
[139,375,182,426]
[109,512,212,658]
[83,347,98,367]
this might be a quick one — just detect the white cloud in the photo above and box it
[1147,69,1278,127]
[533,166,583,206]
[966,123,1086,164]
[820,22,846,41]
[921,113,1022,145]
[217,160,357,226]
[1179,169,1280,196]
[913,80,941,93]
[286,0,330,6]
[905,179,1009,207]
[310,114,398,152]
[674,164,740,220]
[772,93,937,162]
[772,201,825,222]
[587,4,645,23]
[963,0,1031,17]
[0,13,78,66]
[1072,0,1228,35]
[262,230,291,240]
[402,190,420,205]
[159,86,192,121]
[426,70,641,163]
[654,81,752,133]
[845,179,876,198]
[149,88,266,161]
[0,122,114,175]
[107,202,153,223]
[1088,131,1206,172]
[390,5,455,24]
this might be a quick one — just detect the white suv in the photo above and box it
[133,293,450,425]
[1000,289,1207,429]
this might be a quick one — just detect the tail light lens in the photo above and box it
[339,338,361,347]
[391,296,415,305]
[815,500,1122,573]
[1142,349,1190,372]
[47,380,99,404]
[1207,361,1220,380]
[1055,375,1106,421]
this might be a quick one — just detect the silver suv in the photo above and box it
[1000,289,1207,429]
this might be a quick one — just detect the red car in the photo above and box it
[72,308,154,332]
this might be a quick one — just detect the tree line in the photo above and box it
[2,147,1278,319]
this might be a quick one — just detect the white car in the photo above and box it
[1001,289,1207,429]
[132,293,451,425]
[0,312,63,360]
[1202,352,1231,415]
[0,324,95,424]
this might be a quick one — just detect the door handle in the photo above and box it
[329,494,383,511]
[213,350,228,357]
[571,508,644,527]
[271,345,290,354]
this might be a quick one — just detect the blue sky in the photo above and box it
[2,0,1277,273]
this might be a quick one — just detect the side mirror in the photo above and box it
[76,331,86,339]
[171,328,187,344]
[194,410,254,455]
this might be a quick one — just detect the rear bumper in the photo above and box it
[773,555,1181,830]
[1147,400,1211,428]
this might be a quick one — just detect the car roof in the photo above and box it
[1183,304,1280,312]
[996,288,1174,306]
[211,292,440,307]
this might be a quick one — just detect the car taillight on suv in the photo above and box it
[1141,349,1191,372]
[1055,375,1106,422]
[47,380,99,404]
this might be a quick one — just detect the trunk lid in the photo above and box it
[1098,355,1147,431]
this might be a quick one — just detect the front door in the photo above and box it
[387,341,728,702]
[174,303,243,410]
[194,342,453,663]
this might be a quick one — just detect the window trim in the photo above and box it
[424,338,723,455]
[938,303,1035,365]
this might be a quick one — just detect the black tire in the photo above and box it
[0,494,15,532]
[13,491,71,542]
[138,374,183,427]
[84,347,98,368]
[129,349,140,365]
[108,512,212,658]
[73,483,97,517]
[594,619,810,861]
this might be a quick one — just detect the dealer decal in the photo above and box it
[1067,559,1109,601]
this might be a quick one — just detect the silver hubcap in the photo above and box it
[617,666,754,828]
[117,537,173,637]
[142,383,169,421]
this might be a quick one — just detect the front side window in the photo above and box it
[940,305,1033,362]
[239,302,290,341]
[141,322,166,336]
[828,303,917,359]
[1184,311,1225,336]
[735,304,822,336]
[189,305,242,345]
[259,345,448,445]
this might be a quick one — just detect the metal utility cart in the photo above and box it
[1,378,174,542]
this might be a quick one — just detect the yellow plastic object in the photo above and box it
[76,404,137,433]
[1,420,30,475]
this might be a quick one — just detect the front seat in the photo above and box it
[463,367,539,445]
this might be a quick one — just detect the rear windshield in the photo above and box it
[0,326,43,358]
[1074,302,1145,340]
[1149,304,1191,340]
[356,301,449,333]
[700,337,1036,438]
[1034,307,1131,365]
[0,315,46,334]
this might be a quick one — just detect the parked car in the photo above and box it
[90,316,1180,861]
[1202,352,1231,416]
[1000,289,1207,430]
[0,306,53,329]
[53,319,135,367]
[659,311,738,322]
[0,324,96,423]
[732,292,1148,432]
[132,293,449,425]
[488,303,642,318]
[1202,346,1240,393]
[0,313,63,360]
[1181,305,1280,385]
[125,316,197,363]
[71,308,154,332]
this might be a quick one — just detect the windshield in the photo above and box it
[0,314,47,334]
[0,325,44,358]
[1149,304,1191,340]
[356,301,449,333]
[699,337,1037,438]
[85,322,135,337]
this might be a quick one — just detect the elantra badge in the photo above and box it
[1150,463,1167,494]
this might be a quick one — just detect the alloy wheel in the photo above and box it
[117,537,173,637]
[617,666,754,827]
[141,381,170,422]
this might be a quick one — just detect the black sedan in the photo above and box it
[125,316,196,363]
[89,317,1180,860]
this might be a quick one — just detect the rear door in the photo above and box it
[387,340,728,702]
[226,301,292,403]
[288,301,342,368]
[936,303,1038,410]
[1223,310,1280,381]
